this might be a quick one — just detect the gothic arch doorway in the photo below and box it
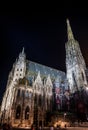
[17,89,20,97]
[16,105,21,119]
[25,106,30,120]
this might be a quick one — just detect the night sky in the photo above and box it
[0,8,88,101]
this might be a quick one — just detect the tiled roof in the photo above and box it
[26,60,66,81]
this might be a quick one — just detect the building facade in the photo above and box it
[0,19,88,128]
[0,48,67,128]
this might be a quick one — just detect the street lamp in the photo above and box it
[64,113,67,121]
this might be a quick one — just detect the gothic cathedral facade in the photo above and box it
[0,19,88,128]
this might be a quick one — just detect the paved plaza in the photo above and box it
[12,126,88,130]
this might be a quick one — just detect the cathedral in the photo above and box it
[0,19,88,128]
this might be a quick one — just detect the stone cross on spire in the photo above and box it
[67,19,74,40]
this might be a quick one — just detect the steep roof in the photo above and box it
[26,60,66,81]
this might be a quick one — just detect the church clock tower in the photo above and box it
[65,19,87,93]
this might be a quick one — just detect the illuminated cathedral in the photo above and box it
[0,19,88,128]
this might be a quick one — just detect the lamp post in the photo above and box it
[64,113,66,121]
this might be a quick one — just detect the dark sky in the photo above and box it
[0,8,88,101]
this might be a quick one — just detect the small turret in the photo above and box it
[13,47,26,82]
[34,71,42,85]
[46,74,52,87]
[33,71,43,95]
[22,47,24,55]
[19,47,26,61]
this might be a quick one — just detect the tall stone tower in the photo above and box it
[65,19,87,93]
[0,48,26,120]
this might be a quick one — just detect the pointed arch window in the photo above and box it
[25,106,30,120]
[81,71,84,81]
[17,68,19,71]
[20,69,22,71]
[22,90,25,98]
[72,71,78,90]
[16,105,21,119]
[29,91,32,98]
[17,89,20,97]
[25,91,29,97]
[39,95,42,106]
[34,94,37,103]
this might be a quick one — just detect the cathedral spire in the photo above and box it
[67,19,74,40]
[22,47,24,55]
